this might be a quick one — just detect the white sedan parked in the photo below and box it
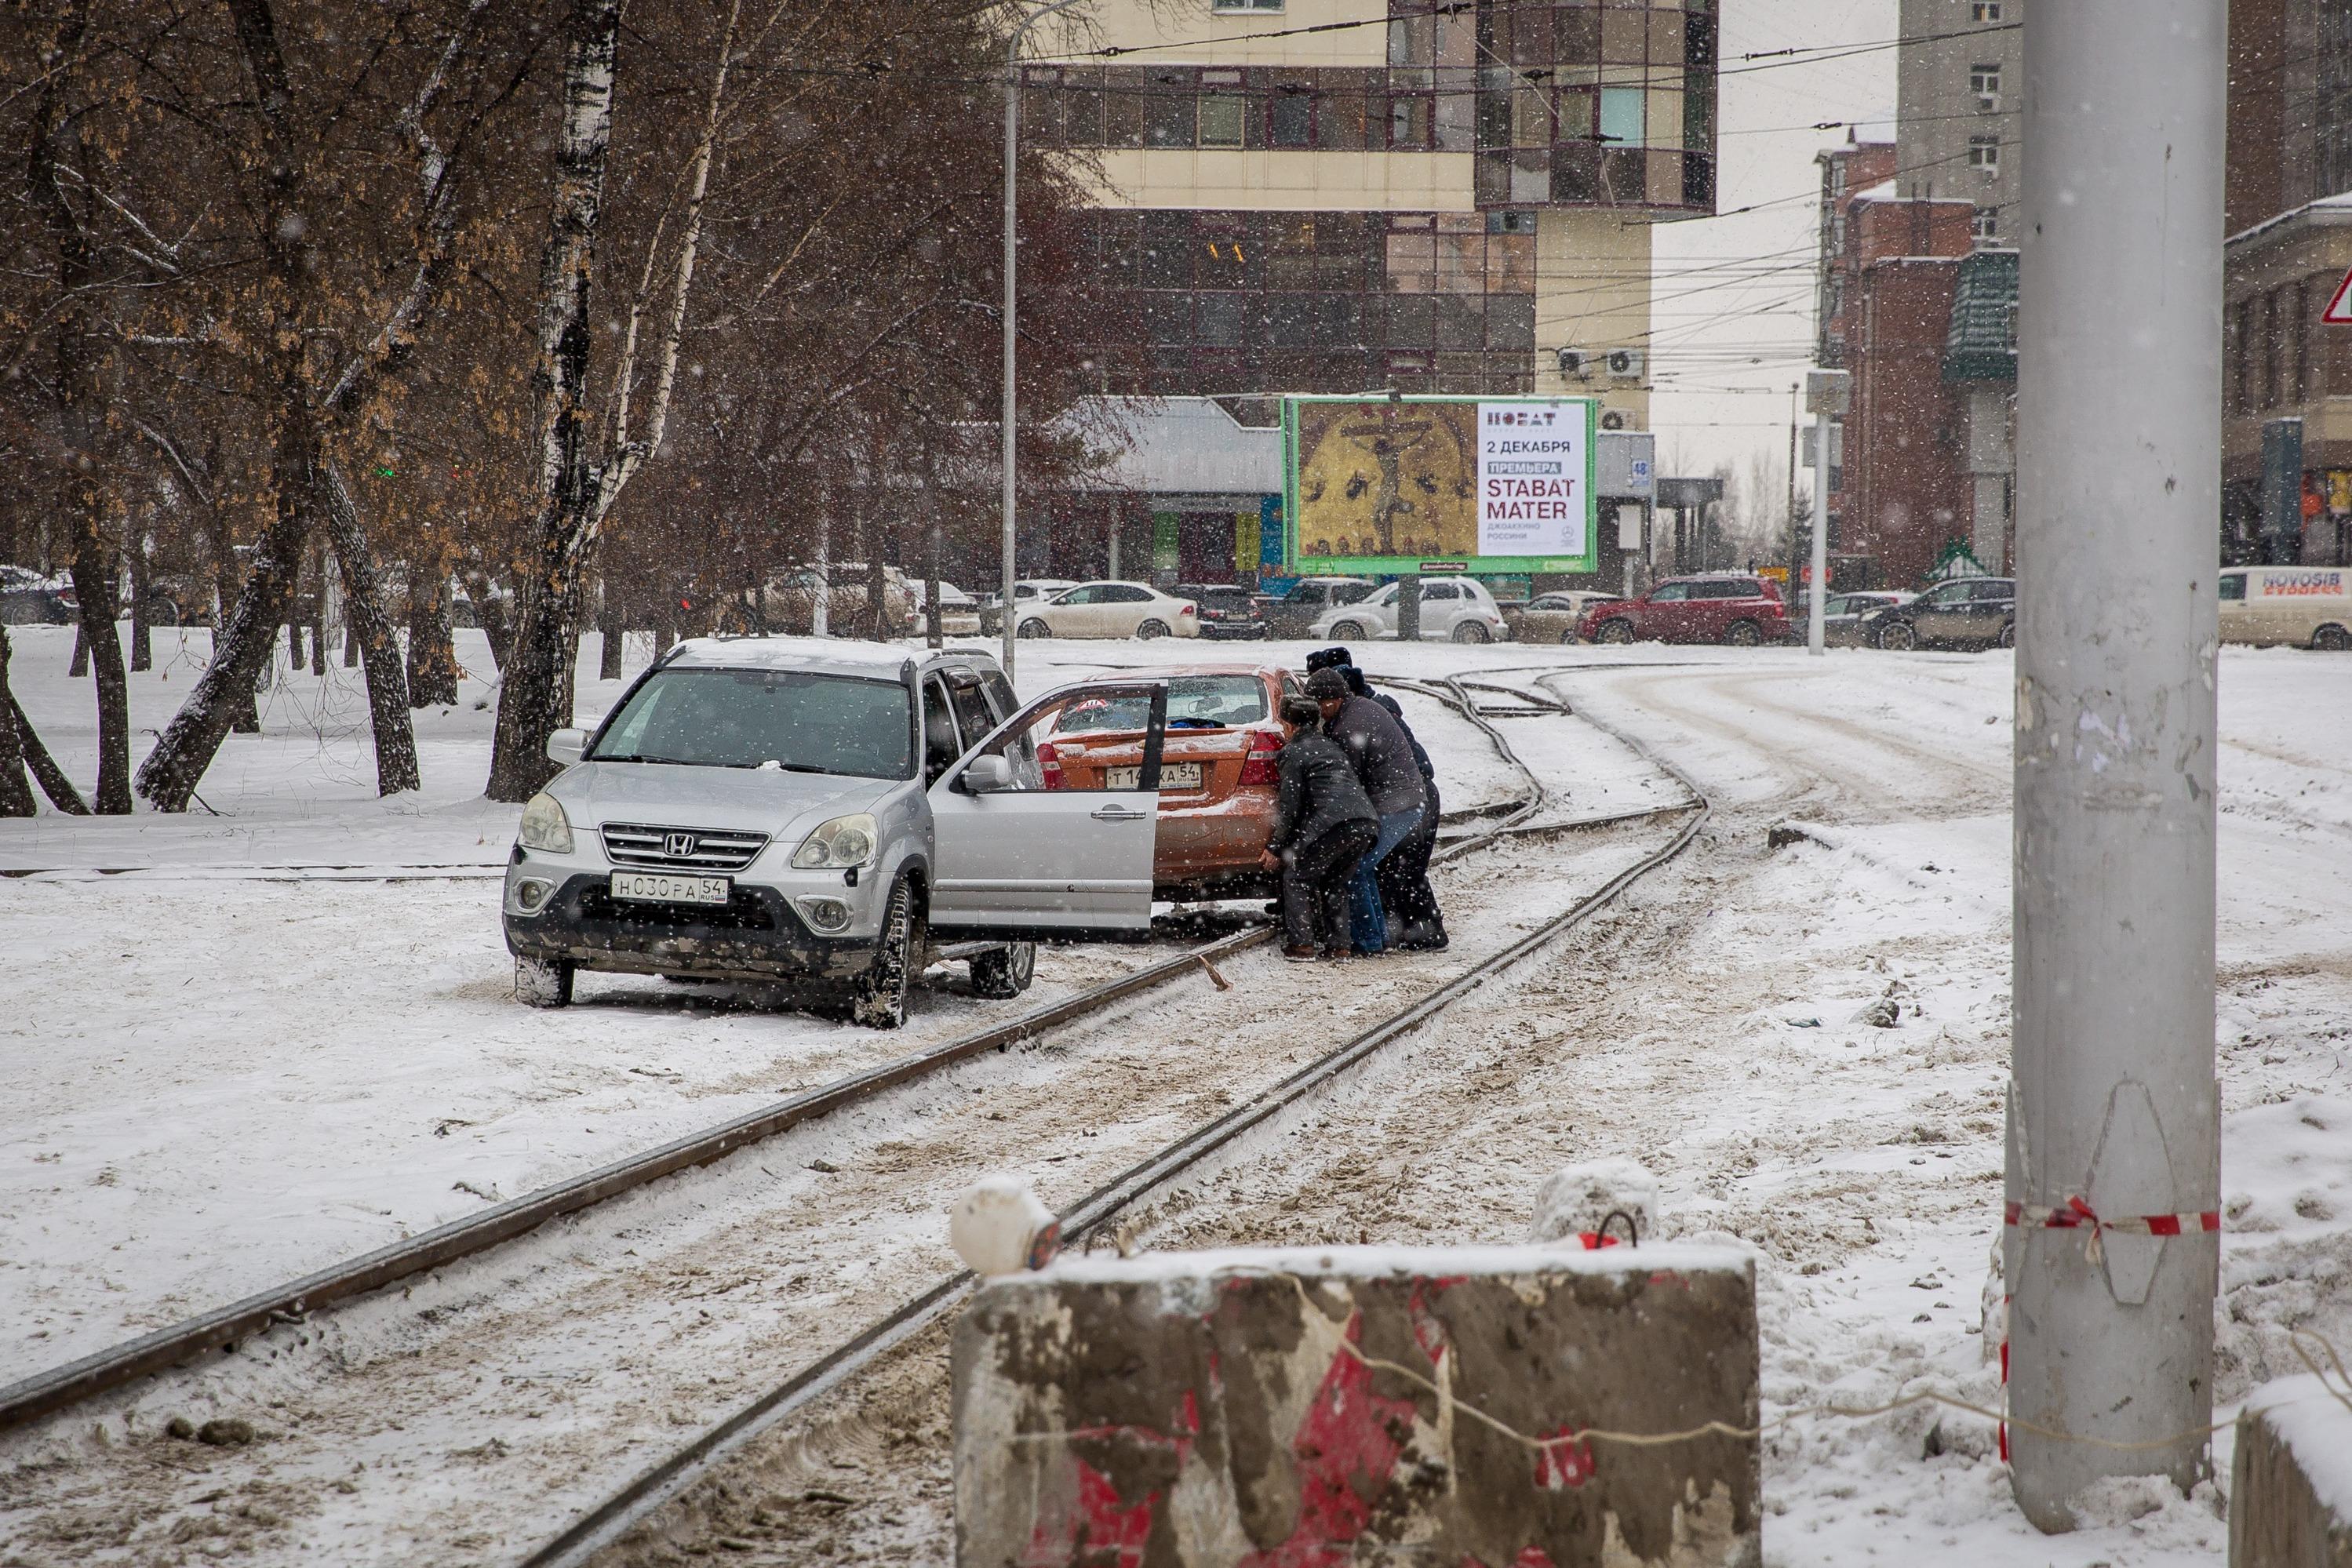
[1305,576,1509,643]
[1014,581,1201,641]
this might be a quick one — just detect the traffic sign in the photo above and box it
[2325,267,2352,324]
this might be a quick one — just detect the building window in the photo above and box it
[2296,279,2313,402]
[1968,135,2001,173]
[1971,2,2004,21]
[1972,206,2000,244]
[1599,86,1645,147]
[1198,91,1245,147]
[1970,64,2001,105]
[2263,289,2281,410]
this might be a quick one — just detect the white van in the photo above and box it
[2218,566,2352,650]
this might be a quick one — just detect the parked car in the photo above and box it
[1172,583,1266,640]
[754,562,918,638]
[2219,566,2352,649]
[977,578,1080,635]
[910,580,983,637]
[1023,664,1303,900]
[1808,590,1914,647]
[1306,576,1509,644]
[506,638,1203,1028]
[1256,576,1377,638]
[1014,580,1200,641]
[1864,577,2015,650]
[1579,575,1791,646]
[1506,590,1624,645]
[0,566,77,626]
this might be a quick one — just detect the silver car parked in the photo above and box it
[502,638,1176,1028]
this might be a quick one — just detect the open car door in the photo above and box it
[927,680,1167,940]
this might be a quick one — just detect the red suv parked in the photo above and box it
[1578,574,1791,646]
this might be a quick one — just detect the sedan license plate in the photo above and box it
[610,870,731,906]
[1106,762,1203,791]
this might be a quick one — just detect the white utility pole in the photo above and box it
[1000,0,1088,680]
[1804,369,1848,655]
[2007,0,2223,1529]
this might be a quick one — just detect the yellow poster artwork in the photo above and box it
[1291,399,1480,562]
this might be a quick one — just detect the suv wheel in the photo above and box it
[515,955,573,1009]
[1450,619,1491,645]
[1329,619,1367,640]
[969,940,1036,999]
[1724,620,1763,647]
[1594,619,1634,645]
[1017,618,1050,639]
[2315,623,2352,652]
[1877,621,1916,652]
[850,879,921,1029]
[1997,621,2017,649]
[1135,618,1169,640]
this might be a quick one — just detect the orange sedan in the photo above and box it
[1036,665,1304,900]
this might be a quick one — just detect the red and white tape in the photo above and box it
[1995,1197,2220,1461]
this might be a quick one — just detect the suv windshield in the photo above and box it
[590,668,912,777]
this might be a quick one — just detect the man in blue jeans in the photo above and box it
[1303,667,1426,955]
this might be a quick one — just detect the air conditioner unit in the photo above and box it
[1600,409,1630,431]
[1606,347,1645,379]
[1556,347,1593,380]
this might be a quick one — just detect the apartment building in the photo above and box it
[2223,0,2352,564]
[1893,0,2022,247]
[1025,0,1720,427]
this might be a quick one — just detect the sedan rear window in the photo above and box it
[590,668,913,778]
[1051,676,1266,735]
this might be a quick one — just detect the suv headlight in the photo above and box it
[518,791,574,854]
[791,813,878,870]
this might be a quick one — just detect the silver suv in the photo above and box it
[502,638,1177,1028]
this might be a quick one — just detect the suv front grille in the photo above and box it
[600,822,770,873]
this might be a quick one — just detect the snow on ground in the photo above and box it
[0,628,1549,1381]
[7,626,2352,1566]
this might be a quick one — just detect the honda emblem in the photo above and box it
[664,831,697,859]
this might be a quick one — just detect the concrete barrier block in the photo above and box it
[952,1242,1760,1567]
[1527,1159,1662,1247]
[2232,1374,2352,1566]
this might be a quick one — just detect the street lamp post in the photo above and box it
[1001,0,1087,681]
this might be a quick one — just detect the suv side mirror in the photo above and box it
[546,727,588,766]
[962,754,1014,793]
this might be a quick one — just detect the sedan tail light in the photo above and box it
[1036,740,1065,789]
[1179,604,1196,617]
[1238,729,1284,786]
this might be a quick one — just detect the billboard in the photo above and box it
[1281,395,1599,576]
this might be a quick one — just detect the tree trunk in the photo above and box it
[322,466,421,795]
[32,0,132,815]
[8,692,89,815]
[487,0,624,802]
[136,0,325,811]
[0,630,40,817]
[596,575,623,678]
[460,566,512,672]
[487,0,736,799]
[128,539,152,673]
[406,557,460,707]
[69,626,86,678]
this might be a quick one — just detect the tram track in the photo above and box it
[530,677,1710,1568]
[0,678,1578,1441]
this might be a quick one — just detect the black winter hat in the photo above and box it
[1303,668,1353,700]
[1304,646,1354,674]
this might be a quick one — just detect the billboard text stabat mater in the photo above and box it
[1280,395,1599,576]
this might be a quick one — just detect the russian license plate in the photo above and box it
[610,870,731,905]
[1106,762,1203,791]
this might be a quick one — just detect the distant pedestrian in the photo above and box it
[1261,695,1378,961]
[1303,667,1426,955]
[1305,648,1448,950]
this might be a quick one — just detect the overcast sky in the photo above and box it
[1649,0,1898,491]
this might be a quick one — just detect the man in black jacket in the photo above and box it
[1303,666,1426,955]
[1306,648,1448,951]
[1261,696,1378,960]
